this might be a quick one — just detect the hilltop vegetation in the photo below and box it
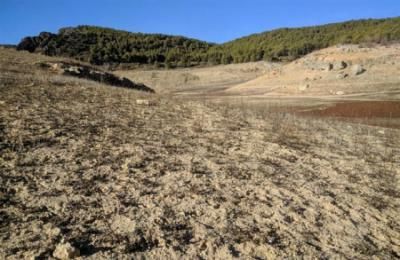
[17,17,400,67]
[210,17,400,63]
[17,26,214,67]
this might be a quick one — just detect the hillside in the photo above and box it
[117,43,400,129]
[16,26,214,67]
[210,17,400,63]
[116,43,400,101]
[226,44,400,98]
[1,48,400,259]
[115,61,275,94]
[16,17,400,67]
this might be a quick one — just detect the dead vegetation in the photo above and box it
[1,48,400,259]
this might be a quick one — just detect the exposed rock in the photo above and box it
[302,61,333,71]
[334,61,347,70]
[336,91,345,95]
[53,243,80,259]
[299,84,310,91]
[38,61,155,93]
[136,99,157,106]
[351,64,366,76]
[336,73,349,79]
[325,63,334,71]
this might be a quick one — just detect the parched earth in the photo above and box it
[1,49,400,259]
[226,44,400,99]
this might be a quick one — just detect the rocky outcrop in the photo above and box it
[39,61,155,93]
[299,84,310,91]
[136,99,157,106]
[326,63,334,71]
[336,72,349,79]
[333,61,348,70]
[301,60,334,71]
[351,64,366,76]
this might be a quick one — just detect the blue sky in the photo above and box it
[1,0,399,44]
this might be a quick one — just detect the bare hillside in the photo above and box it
[1,48,400,259]
[116,62,276,94]
[226,44,400,99]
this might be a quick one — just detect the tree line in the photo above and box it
[16,17,400,68]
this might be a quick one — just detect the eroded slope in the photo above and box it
[227,44,400,99]
[1,49,399,259]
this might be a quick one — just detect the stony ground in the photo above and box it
[124,44,400,100]
[1,49,400,259]
[227,44,400,100]
[115,61,273,94]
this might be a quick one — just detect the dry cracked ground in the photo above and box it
[1,49,400,259]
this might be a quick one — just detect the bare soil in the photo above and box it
[299,101,400,118]
[1,48,400,259]
[291,101,400,129]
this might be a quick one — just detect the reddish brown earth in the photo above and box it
[297,101,400,128]
[301,101,400,118]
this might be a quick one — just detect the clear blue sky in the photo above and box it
[1,0,399,44]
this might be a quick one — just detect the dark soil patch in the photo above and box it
[299,101,400,118]
[296,101,400,129]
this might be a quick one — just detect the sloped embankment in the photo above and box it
[1,47,399,260]
[38,61,155,93]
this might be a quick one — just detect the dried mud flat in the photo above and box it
[294,101,400,129]
[1,49,400,259]
[299,101,400,118]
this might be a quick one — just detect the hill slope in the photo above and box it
[226,44,400,98]
[1,48,400,259]
[16,17,400,67]
[209,17,400,63]
[17,26,214,67]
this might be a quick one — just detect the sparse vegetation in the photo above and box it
[1,48,399,259]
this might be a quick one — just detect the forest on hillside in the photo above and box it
[210,17,400,63]
[16,17,400,68]
[16,26,213,68]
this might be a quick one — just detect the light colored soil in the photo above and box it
[117,43,400,128]
[115,61,276,94]
[117,44,400,101]
[1,49,400,259]
[226,44,400,99]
